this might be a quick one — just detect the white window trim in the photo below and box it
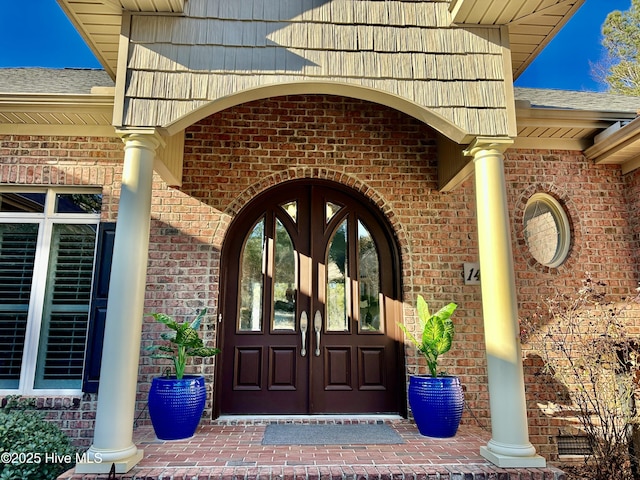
[0,187,101,395]
[524,192,571,268]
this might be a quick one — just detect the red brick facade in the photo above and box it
[1,95,639,458]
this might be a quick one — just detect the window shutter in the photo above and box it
[0,224,39,388]
[82,223,115,393]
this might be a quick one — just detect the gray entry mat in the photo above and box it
[261,423,405,445]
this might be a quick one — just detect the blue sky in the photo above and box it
[0,0,633,92]
[515,0,632,91]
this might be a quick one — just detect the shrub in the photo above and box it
[521,276,640,480]
[0,396,77,480]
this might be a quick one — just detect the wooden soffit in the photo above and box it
[58,0,583,81]
[450,0,585,78]
[513,100,638,152]
[0,91,117,137]
[439,102,640,191]
[56,0,186,79]
[0,90,185,187]
[585,117,640,174]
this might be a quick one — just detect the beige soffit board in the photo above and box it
[56,0,186,79]
[585,116,640,174]
[0,92,117,137]
[513,100,637,152]
[450,0,585,78]
[0,90,185,186]
[58,0,582,81]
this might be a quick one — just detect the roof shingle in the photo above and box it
[0,68,113,94]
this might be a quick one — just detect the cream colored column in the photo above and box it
[465,138,545,468]
[76,129,163,474]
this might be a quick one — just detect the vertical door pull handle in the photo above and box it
[300,311,308,357]
[314,310,322,357]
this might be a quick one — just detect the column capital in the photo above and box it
[463,137,514,157]
[115,127,165,151]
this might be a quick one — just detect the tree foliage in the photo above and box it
[599,0,640,95]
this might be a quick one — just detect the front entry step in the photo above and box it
[58,423,566,480]
[214,414,404,425]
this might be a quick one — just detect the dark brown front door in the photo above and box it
[218,180,402,415]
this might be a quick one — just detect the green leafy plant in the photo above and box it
[0,396,77,480]
[399,295,457,377]
[146,308,220,379]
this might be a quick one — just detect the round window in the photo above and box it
[523,193,571,268]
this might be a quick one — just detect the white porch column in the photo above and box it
[77,129,163,474]
[465,138,546,468]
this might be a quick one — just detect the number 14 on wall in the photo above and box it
[463,263,481,285]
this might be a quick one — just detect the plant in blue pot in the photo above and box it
[146,308,220,440]
[399,296,463,438]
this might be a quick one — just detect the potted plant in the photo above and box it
[146,308,220,440]
[399,295,463,438]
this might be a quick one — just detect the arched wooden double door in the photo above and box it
[217,180,403,415]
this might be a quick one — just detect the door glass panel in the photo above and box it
[273,218,296,331]
[326,219,348,332]
[326,202,342,223]
[281,201,297,223]
[358,220,382,332]
[239,218,265,332]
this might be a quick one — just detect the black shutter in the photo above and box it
[82,222,115,393]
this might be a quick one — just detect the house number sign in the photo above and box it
[463,262,481,285]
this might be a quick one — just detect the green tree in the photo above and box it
[600,0,640,95]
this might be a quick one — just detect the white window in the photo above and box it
[523,193,571,268]
[0,188,101,394]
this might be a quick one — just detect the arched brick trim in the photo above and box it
[225,167,411,297]
[513,183,580,275]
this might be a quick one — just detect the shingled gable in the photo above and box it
[49,0,587,146]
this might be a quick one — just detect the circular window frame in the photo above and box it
[523,193,571,268]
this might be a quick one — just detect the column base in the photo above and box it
[480,446,546,468]
[74,449,143,474]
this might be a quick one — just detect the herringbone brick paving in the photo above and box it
[60,420,566,479]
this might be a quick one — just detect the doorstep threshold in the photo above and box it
[216,414,404,424]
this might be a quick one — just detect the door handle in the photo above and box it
[314,310,322,357]
[300,311,308,357]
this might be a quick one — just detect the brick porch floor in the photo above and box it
[59,419,566,480]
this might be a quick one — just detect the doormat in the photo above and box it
[261,423,405,445]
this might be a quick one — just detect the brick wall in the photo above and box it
[2,96,640,460]
[170,94,487,424]
[624,167,640,274]
[0,135,123,447]
[507,149,639,459]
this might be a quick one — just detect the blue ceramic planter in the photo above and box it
[148,375,206,440]
[408,375,464,438]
